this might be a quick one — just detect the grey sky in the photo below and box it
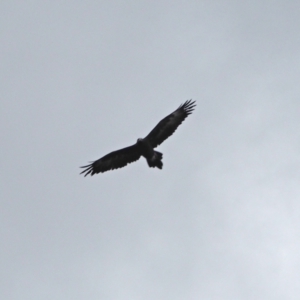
[1,1,300,299]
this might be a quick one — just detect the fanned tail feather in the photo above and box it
[147,151,163,169]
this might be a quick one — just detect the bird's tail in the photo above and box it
[147,151,163,169]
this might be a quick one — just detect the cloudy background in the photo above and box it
[1,1,300,299]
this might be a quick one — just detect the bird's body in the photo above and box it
[136,138,163,169]
[80,100,196,176]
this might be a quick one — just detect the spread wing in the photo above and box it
[80,144,141,176]
[145,100,196,148]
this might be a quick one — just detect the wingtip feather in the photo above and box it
[80,163,94,176]
[180,99,196,115]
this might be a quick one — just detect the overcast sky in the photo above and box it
[1,1,300,299]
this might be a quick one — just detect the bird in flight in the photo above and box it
[80,100,196,176]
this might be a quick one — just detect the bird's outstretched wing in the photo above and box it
[80,144,141,176]
[145,100,196,148]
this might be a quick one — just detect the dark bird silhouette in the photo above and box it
[80,100,196,176]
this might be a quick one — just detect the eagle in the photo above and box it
[80,100,196,176]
